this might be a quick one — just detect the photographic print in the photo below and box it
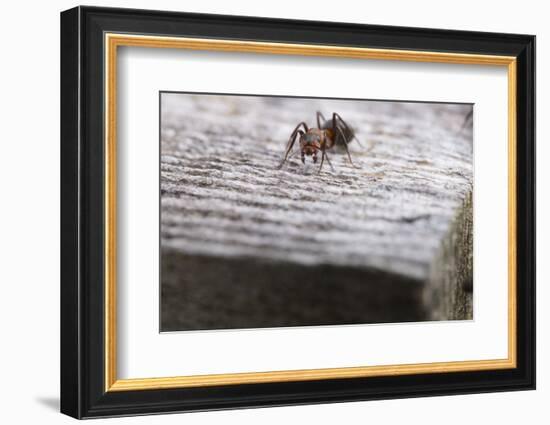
[160,93,474,332]
[61,8,535,417]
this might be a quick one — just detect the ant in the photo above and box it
[278,112,360,173]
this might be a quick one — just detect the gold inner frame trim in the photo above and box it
[104,33,518,392]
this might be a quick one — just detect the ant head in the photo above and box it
[300,130,322,164]
[300,129,322,151]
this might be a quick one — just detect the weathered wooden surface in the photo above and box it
[160,93,473,331]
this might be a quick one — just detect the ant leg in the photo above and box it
[460,109,473,132]
[278,130,303,168]
[331,112,350,146]
[334,125,360,168]
[278,122,308,169]
[324,152,335,172]
[317,150,326,174]
[333,112,365,148]
[287,149,298,159]
[316,111,327,128]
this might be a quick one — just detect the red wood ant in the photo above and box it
[278,112,360,173]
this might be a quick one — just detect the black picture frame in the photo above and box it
[61,5,535,419]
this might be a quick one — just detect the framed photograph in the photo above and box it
[60,6,535,419]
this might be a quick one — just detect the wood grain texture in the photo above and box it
[160,93,473,331]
